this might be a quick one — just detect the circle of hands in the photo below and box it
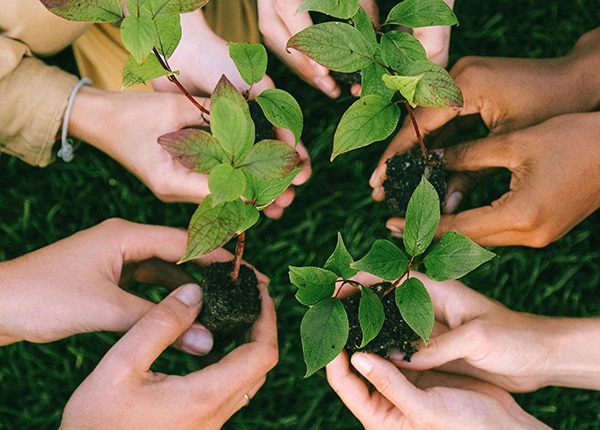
[5,1,600,428]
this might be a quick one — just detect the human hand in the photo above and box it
[60,281,278,430]
[327,350,550,429]
[371,27,600,200]
[386,111,600,247]
[390,272,600,392]
[0,218,261,352]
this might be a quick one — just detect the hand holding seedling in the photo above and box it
[326,351,552,430]
[60,282,278,430]
[0,219,248,354]
[391,272,600,393]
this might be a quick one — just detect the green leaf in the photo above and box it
[229,42,268,86]
[157,128,226,173]
[296,0,361,20]
[287,22,375,73]
[380,31,427,71]
[361,60,395,100]
[423,231,496,281]
[382,74,423,107]
[120,15,156,64]
[151,13,181,59]
[352,6,377,45]
[179,196,245,263]
[41,0,123,22]
[300,298,348,377]
[242,168,302,206]
[238,204,260,234]
[350,239,409,281]
[385,0,458,28]
[332,94,400,160]
[122,53,174,88]
[210,78,254,163]
[402,60,463,109]
[255,89,303,145]
[358,286,385,348]
[144,0,208,15]
[290,266,338,306]
[324,232,357,279]
[395,277,434,343]
[241,140,300,180]
[208,164,246,206]
[403,176,440,257]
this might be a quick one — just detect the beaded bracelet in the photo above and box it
[58,77,92,162]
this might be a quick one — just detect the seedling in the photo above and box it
[42,0,305,342]
[289,176,495,377]
[288,0,462,214]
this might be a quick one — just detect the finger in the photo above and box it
[274,187,295,209]
[442,134,518,172]
[122,258,196,289]
[352,353,429,418]
[103,283,203,372]
[186,286,278,398]
[292,140,312,185]
[325,352,379,423]
[263,203,284,219]
[443,169,497,214]
[172,322,214,356]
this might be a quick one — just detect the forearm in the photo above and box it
[544,316,600,390]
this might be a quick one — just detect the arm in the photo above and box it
[59,281,278,430]
[0,218,261,355]
[392,273,600,392]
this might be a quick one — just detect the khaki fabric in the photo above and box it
[72,1,261,92]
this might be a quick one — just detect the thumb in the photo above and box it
[103,284,205,372]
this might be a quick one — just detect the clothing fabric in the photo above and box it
[0,0,259,167]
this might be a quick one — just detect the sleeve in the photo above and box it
[0,36,79,167]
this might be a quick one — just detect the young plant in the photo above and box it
[42,1,305,341]
[288,0,462,214]
[289,176,495,377]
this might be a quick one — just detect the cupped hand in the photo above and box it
[60,282,278,430]
[326,350,550,430]
[0,218,261,353]
[370,27,600,198]
[386,111,600,247]
[385,272,560,393]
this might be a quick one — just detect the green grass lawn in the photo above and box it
[2,0,600,428]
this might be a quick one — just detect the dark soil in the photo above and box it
[197,261,262,349]
[383,150,447,217]
[342,282,419,360]
[248,99,276,142]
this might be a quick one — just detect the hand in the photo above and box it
[327,351,550,429]
[370,27,600,201]
[387,111,600,247]
[390,273,600,392]
[60,282,278,430]
[409,0,454,67]
[0,218,259,352]
[257,0,341,98]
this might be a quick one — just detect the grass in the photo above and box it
[1,0,600,428]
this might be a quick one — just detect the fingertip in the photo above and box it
[350,352,374,376]
[386,219,405,238]
[372,187,385,201]
[313,76,341,98]
[443,191,463,214]
[181,324,214,356]
[173,283,202,308]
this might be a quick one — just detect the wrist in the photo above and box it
[565,29,600,112]
[544,317,600,390]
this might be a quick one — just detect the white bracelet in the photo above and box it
[58,77,92,162]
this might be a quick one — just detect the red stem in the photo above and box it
[402,100,427,160]
[152,48,210,116]
[231,231,245,282]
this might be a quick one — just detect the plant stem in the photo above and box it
[402,100,428,160]
[231,231,245,282]
[383,257,415,296]
[152,48,210,116]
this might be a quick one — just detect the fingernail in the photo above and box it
[313,76,340,98]
[174,283,202,307]
[351,353,373,375]
[444,191,463,214]
[183,325,213,355]
[388,224,403,238]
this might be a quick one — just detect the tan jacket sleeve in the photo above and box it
[0,36,79,167]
